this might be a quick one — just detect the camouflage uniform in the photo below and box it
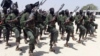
[58,15,67,39]
[5,12,21,49]
[65,17,75,46]
[20,12,38,53]
[78,15,87,42]
[46,14,58,51]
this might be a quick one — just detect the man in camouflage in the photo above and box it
[46,8,58,52]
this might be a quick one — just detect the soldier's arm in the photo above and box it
[44,15,49,25]
[25,12,34,23]
[5,15,11,23]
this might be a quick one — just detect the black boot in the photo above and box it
[29,45,34,56]
[64,41,69,47]
[6,40,11,46]
[16,42,22,51]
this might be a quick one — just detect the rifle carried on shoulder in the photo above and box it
[51,4,65,22]
[65,6,79,23]
[25,0,47,23]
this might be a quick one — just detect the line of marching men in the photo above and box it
[0,0,98,56]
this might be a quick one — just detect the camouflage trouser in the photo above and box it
[26,30,35,51]
[0,26,3,38]
[92,22,98,29]
[90,25,95,34]
[34,27,40,40]
[50,28,58,46]
[2,26,10,41]
[79,25,86,37]
[47,25,51,33]
[61,22,66,35]
[25,27,39,50]
[12,27,21,42]
[39,24,44,36]
[76,23,80,33]
[23,29,28,40]
[65,25,74,41]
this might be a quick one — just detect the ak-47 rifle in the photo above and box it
[86,6,92,21]
[65,6,79,23]
[79,6,90,22]
[78,6,91,24]
[73,6,80,13]
[9,0,47,23]
[39,0,47,6]
[9,11,24,23]
[25,0,47,23]
[51,4,65,22]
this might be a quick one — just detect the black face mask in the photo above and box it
[49,8,54,15]
[79,10,83,15]
[61,10,65,16]
[76,12,79,15]
[25,4,32,13]
[13,9,19,16]
[3,7,7,14]
[87,11,91,16]
[69,16,74,22]
[65,9,69,16]
[65,12,69,16]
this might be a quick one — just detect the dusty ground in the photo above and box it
[0,18,100,56]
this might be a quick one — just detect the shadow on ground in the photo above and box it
[37,42,48,48]
[54,46,63,54]
[20,46,29,55]
[85,37,96,42]
[5,42,16,49]
[34,51,49,56]
[68,43,78,50]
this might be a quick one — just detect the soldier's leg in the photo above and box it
[78,29,82,43]
[40,28,44,40]
[3,27,11,46]
[44,25,47,34]
[0,28,2,38]
[61,25,65,40]
[49,28,58,52]
[81,27,87,40]
[90,25,95,36]
[78,25,86,43]
[0,27,2,42]
[85,24,90,38]
[52,28,58,44]
[26,31,35,55]
[71,26,77,41]
[93,23,98,32]
[65,29,71,47]
[76,24,79,34]
[34,27,40,44]
[23,29,28,44]
[82,29,86,39]
[59,22,62,33]
[50,33,54,52]
[13,28,21,51]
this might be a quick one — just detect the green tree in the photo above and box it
[81,4,98,10]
